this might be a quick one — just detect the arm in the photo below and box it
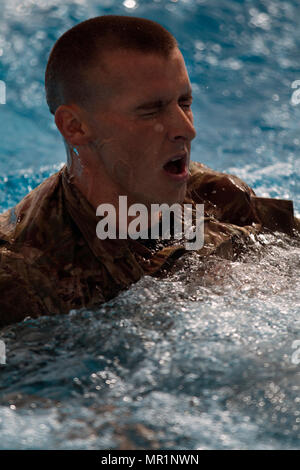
[0,265,46,328]
[0,247,48,328]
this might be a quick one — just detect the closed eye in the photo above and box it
[137,101,164,118]
[141,109,161,118]
[137,95,192,117]
[179,99,193,110]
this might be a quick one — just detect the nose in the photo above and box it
[167,105,197,143]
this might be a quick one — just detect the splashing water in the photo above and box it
[0,232,299,449]
[0,0,300,450]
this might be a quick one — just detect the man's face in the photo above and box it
[85,47,196,207]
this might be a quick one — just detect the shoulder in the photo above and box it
[188,161,256,196]
[187,161,299,234]
[0,166,69,247]
[187,161,257,226]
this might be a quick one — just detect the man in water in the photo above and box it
[0,15,298,327]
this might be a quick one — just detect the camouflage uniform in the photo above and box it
[0,161,298,327]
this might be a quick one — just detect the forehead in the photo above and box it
[87,48,191,104]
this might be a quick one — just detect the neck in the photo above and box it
[67,151,161,237]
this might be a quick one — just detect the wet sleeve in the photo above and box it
[0,260,46,328]
[250,196,299,235]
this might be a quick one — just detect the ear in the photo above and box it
[54,104,92,146]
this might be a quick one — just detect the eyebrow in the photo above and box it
[135,91,193,111]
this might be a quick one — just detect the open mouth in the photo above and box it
[163,154,187,176]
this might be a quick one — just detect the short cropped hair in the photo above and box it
[45,15,177,115]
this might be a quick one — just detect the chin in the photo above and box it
[157,192,186,206]
[171,186,187,205]
[136,184,187,208]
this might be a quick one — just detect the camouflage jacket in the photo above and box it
[0,161,298,327]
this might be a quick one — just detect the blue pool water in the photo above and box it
[0,0,299,450]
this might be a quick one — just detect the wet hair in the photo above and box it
[45,15,177,115]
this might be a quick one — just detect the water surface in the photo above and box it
[0,0,299,449]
